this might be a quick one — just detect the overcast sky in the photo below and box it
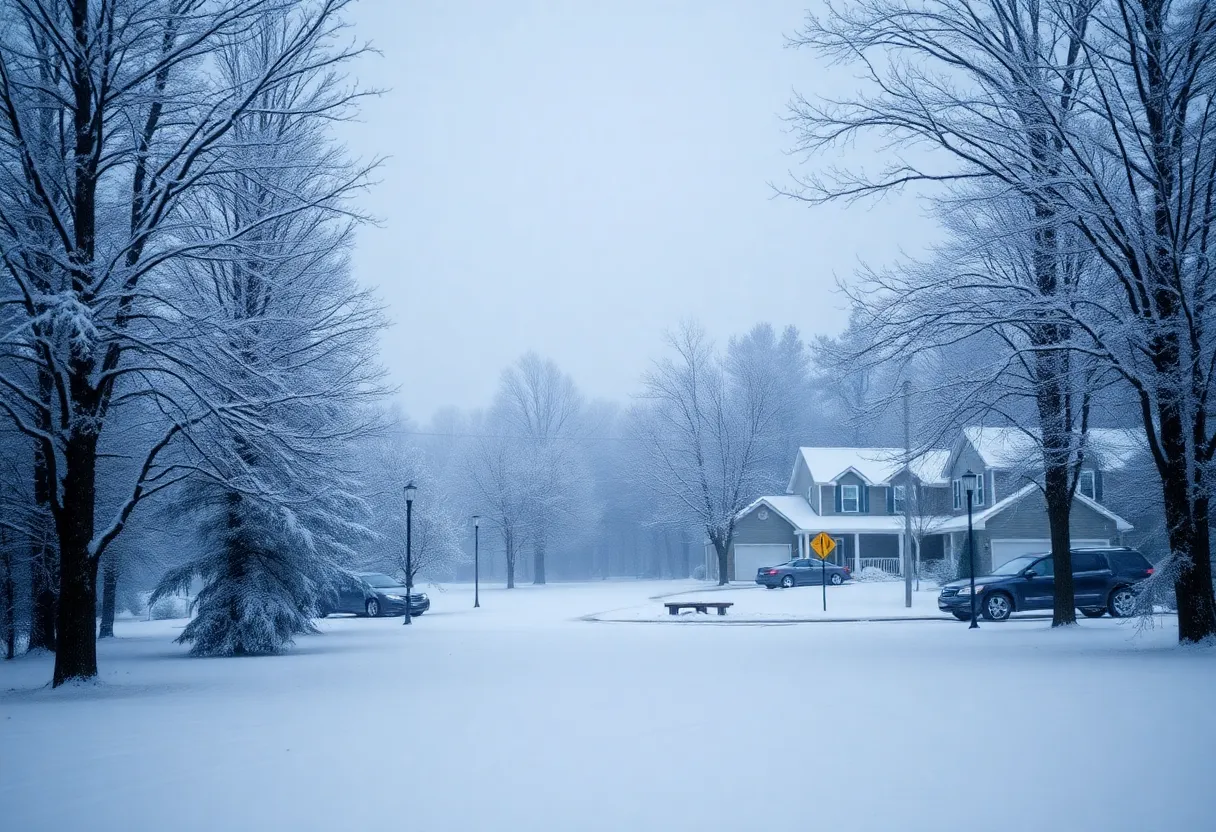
[342,0,939,421]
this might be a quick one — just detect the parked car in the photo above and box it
[757,559,852,588]
[938,547,1153,621]
[318,572,430,618]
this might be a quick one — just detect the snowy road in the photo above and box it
[2,581,1214,832]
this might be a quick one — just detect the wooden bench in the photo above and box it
[664,601,734,616]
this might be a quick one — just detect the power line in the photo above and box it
[394,430,642,443]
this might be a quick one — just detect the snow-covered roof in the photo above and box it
[909,449,951,485]
[738,496,822,531]
[938,484,1134,533]
[791,447,950,487]
[738,495,928,534]
[962,427,1145,472]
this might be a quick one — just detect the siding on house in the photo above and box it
[947,439,989,514]
[820,470,869,515]
[728,505,798,580]
[992,470,1023,504]
[819,484,833,514]
[859,533,899,559]
[731,505,798,547]
[984,493,1117,542]
[917,534,945,560]
[789,456,814,499]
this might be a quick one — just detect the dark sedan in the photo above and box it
[757,559,852,588]
[319,572,430,618]
[938,547,1153,621]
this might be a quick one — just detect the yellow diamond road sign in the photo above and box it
[810,532,836,560]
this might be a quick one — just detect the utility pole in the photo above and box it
[903,380,913,608]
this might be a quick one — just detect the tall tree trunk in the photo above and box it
[28,538,57,652]
[504,527,515,589]
[2,529,14,660]
[1137,0,1216,642]
[28,366,56,652]
[713,537,729,586]
[533,524,546,585]
[52,429,101,687]
[1158,414,1216,640]
[1043,463,1076,626]
[98,547,119,639]
[679,527,691,579]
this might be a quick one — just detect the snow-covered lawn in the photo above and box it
[2,580,1213,832]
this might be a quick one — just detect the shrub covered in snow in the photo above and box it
[150,594,192,620]
[918,558,957,588]
[855,566,901,583]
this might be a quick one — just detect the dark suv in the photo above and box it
[938,548,1153,622]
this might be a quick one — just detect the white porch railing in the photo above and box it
[858,557,902,576]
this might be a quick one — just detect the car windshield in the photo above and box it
[360,573,400,588]
[990,556,1040,576]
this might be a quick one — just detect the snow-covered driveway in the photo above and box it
[2,581,1213,831]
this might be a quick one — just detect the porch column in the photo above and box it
[801,534,808,560]
[854,533,861,573]
[897,533,905,577]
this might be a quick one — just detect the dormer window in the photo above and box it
[1079,470,1096,500]
[893,485,906,513]
[841,484,860,513]
[975,473,985,507]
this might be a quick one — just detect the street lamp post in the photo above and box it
[403,482,416,626]
[962,469,979,629]
[472,515,481,609]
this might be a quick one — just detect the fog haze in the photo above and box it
[343,0,938,418]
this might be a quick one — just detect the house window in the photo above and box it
[893,485,906,514]
[952,479,961,510]
[975,473,985,507]
[1079,470,1096,500]
[841,484,860,513]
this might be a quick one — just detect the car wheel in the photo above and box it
[952,611,972,621]
[1108,587,1137,618]
[365,598,380,618]
[1080,607,1106,618]
[830,573,843,586]
[781,575,795,589]
[983,592,1012,621]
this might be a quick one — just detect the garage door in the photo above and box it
[989,539,1109,570]
[733,544,791,582]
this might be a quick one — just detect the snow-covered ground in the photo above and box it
[2,580,1213,832]
[599,577,984,621]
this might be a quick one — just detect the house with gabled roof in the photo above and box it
[718,428,1140,582]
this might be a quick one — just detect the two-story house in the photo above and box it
[719,427,1139,582]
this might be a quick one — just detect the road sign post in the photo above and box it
[810,532,836,613]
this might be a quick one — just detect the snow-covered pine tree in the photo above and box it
[149,9,383,656]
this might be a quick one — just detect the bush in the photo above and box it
[918,558,957,588]
[150,594,192,620]
[691,564,707,580]
[855,566,901,582]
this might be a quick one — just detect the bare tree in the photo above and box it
[495,353,587,584]
[788,0,1108,626]
[0,0,374,680]
[632,322,781,585]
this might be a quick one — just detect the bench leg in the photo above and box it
[669,607,678,616]
[696,605,706,614]
[718,607,727,616]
